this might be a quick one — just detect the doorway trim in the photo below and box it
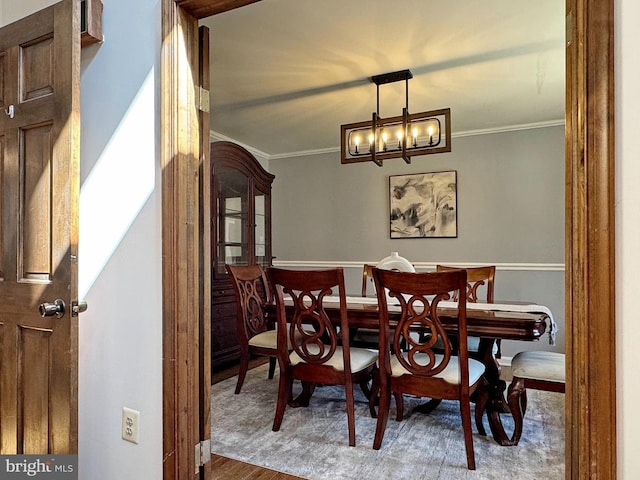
[161,1,616,479]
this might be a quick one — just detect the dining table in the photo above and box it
[266,295,556,446]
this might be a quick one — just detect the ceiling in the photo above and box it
[201,0,565,158]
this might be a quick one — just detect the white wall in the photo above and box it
[616,0,640,478]
[77,0,163,478]
[1,0,164,479]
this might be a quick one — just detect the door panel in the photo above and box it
[0,0,80,454]
[22,124,54,281]
[21,36,55,101]
[20,326,53,454]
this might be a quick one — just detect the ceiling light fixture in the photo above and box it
[340,69,451,166]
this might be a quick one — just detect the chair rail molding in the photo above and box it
[272,260,566,273]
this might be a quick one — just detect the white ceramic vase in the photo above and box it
[376,252,415,272]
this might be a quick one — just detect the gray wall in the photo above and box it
[270,125,565,357]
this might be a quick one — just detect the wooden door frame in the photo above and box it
[161,0,616,479]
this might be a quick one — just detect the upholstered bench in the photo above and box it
[506,350,566,445]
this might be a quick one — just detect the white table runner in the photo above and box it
[321,295,557,345]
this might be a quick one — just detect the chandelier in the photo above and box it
[340,69,451,166]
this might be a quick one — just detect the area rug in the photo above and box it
[211,364,564,480]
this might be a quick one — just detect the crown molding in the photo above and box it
[209,130,270,160]
[452,119,566,138]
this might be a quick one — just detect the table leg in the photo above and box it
[477,338,518,446]
[412,398,442,414]
[289,381,316,408]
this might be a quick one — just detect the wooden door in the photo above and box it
[0,0,80,454]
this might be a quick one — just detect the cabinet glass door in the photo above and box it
[217,167,248,274]
[254,194,267,267]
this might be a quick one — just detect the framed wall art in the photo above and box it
[389,170,457,238]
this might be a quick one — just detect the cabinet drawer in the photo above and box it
[212,288,234,303]
[212,301,236,319]
[212,345,240,368]
[212,332,236,351]
[212,278,234,303]
[212,316,237,337]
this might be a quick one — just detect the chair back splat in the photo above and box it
[226,264,277,394]
[371,267,487,470]
[268,267,378,447]
[436,265,495,303]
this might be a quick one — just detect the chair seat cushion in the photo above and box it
[290,346,378,372]
[248,329,307,350]
[390,353,485,386]
[248,330,278,349]
[511,350,565,383]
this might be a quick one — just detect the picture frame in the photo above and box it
[389,170,457,238]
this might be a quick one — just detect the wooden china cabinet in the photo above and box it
[210,141,275,369]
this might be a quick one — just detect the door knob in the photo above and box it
[39,299,66,318]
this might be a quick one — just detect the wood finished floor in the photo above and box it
[212,358,304,480]
[211,453,303,480]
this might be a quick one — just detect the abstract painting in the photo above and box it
[389,171,457,238]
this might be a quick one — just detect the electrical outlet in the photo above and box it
[122,407,140,444]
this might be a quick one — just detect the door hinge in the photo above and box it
[195,439,211,468]
[566,11,574,47]
[197,86,210,113]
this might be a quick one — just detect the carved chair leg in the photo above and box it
[506,376,527,445]
[234,353,250,394]
[272,372,291,432]
[394,391,405,421]
[268,356,277,379]
[460,395,477,470]
[345,382,357,447]
[373,384,392,450]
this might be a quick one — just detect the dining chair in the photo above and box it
[436,265,497,357]
[361,263,376,297]
[269,267,378,447]
[370,267,487,470]
[225,264,277,394]
[436,265,495,303]
[412,265,496,415]
[355,261,415,348]
[506,350,565,444]
[350,264,380,349]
